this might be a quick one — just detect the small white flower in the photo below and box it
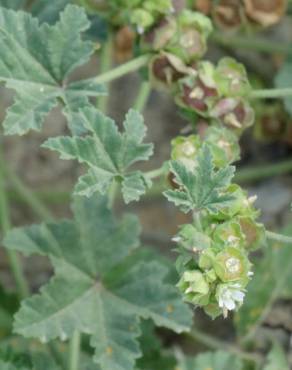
[217,283,245,318]
[137,26,144,34]
[172,236,182,243]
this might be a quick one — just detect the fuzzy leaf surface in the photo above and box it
[4,195,192,370]
[42,108,154,203]
[0,5,106,136]
[164,146,235,213]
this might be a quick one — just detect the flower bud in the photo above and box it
[213,0,244,31]
[213,246,250,284]
[212,221,245,249]
[176,224,212,251]
[204,126,240,167]
[171,135,201,170]
[169,10,213,62]
[212,184,259,221]
[178,270,210,305]
[243,0,287,27]
[214,57,251,97]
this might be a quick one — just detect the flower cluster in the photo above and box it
[170,129,265,318]
[151,55,255,133]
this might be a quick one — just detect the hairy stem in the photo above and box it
[96,32,113,112]
[250,88,292,99]
[133,81,152,112]
[0,148,29,299]
[68,331,81,370]
[266,230,292,244]
[95,54,151,84]
[211,33,292,55]
[145,166,166,180]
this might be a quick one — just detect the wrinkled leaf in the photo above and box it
[42,107,154,203]
[4,195,192,370]
[164,146,235,213]
[0,5,106,136]
[31,0,71,24]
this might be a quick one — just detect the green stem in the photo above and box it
[4,165,53,222]
[96,32,113,112]
[188,328,262,364]
[250,88,292,99]
[108,180,118,208]
[211,33,292,55]
[0,148,29,299]
[266,230,292,244]
[133,81,151,112]
[95,54,151,84]
[234,158,292,183]
[145,166,166,180]
[68,331,81,370]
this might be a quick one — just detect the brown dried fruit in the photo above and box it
[244,0,287,27]
[213,0,244,31]
[193,0,212,15]
[114,26,136,62]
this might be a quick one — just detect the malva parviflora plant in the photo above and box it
[0,1,292,369]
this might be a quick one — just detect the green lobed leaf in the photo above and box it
[31,0,71,24]
[42,107,154,203]
[263,342,289,370]
[235,227,292,338]
[3,195,192,370]
[164,145,235,213]
[0,5,106,136]
[177,350,243,370]
[275,59,292,116]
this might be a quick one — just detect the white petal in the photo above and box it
[232,291,245,302]
[224,298,236,310]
